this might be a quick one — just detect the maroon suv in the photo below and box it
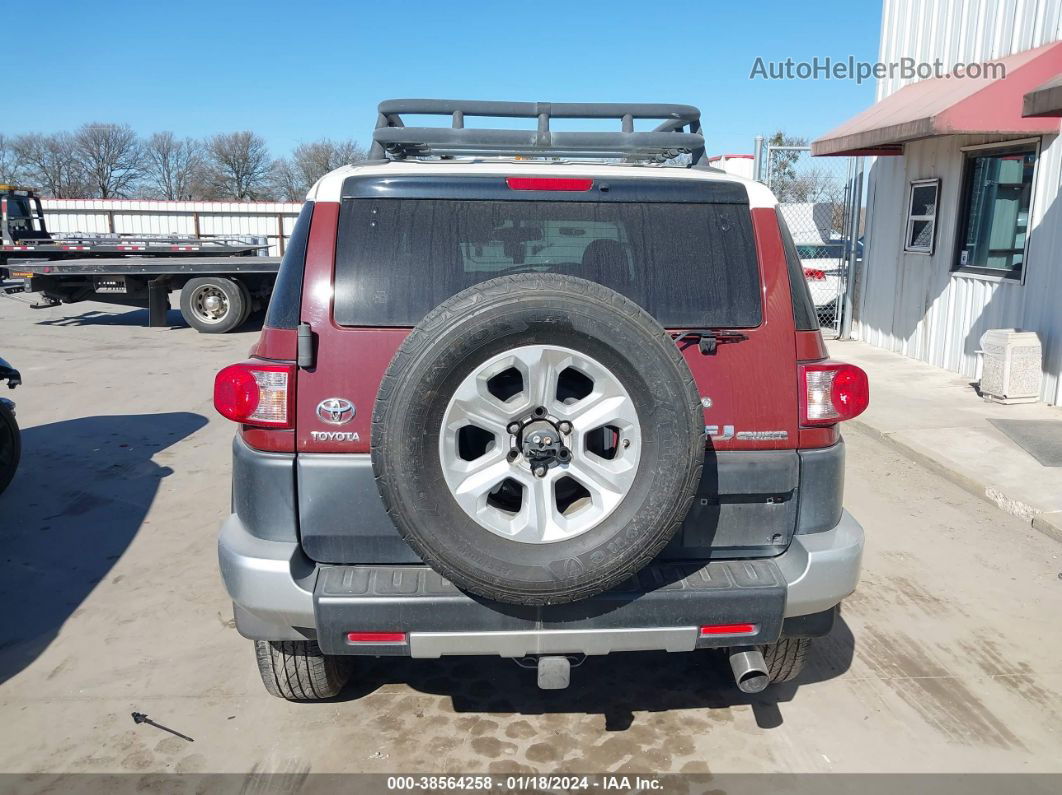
[214,100,868,700]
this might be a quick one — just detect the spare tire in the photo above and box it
[371,274,703,605]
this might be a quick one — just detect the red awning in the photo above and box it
[1024,72,1062,117]
[812,42,1062,156]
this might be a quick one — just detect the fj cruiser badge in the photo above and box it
[706,425,788,441]
[316,398,355,425]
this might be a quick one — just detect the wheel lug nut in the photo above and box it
[507,422,521,435]
[534,466,546,478]
[559,421,572,434]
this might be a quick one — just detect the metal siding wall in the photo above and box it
[1020,133,1062,404]
[857,133,1062,403]
[39,199,302,256]
[877,0,1062,99]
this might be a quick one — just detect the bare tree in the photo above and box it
[786,166,847,231]
[12,132,90,198]
[0,134,19,184]
[73,122,143,198]
[0,134,22,184]
[765,130,809,198]
[269,158,302,203]
[785,166,844,203]
[271,138,366,201]
[143,132,205,200]
[206,131,272,200]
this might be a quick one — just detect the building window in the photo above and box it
[955,146,1036,278]
[904,179,939,253]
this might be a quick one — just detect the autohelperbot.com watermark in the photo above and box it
[749,55,1006,84]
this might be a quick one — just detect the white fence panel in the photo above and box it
[39,199,303,256]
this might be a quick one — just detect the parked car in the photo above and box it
[213,100,869,700]
[795,238,862,324]
[796,241,844,309]
[0,357,21,495]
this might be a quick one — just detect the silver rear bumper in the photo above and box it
[219,510,864,648]
[779,510,863,617]
[410,627,698,658]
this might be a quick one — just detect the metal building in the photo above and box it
[813,0,1062,405]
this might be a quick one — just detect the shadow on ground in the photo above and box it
[34,307,264,334]
[0,412,207,684]
[338,616,856,730]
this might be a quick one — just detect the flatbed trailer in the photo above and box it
[2,184,284,333]
[5,256,282,333]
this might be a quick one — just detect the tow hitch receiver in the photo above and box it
[514,654,583,689]
[536,656,571,690]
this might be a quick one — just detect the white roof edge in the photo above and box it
[307,161,778,209]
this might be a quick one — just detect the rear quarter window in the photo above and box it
[776,211,820,332]
[333,181,762,329]
[264,201,313,329]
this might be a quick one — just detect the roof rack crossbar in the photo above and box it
[370,99,706,165]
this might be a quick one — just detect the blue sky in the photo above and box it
[23,0,882,158]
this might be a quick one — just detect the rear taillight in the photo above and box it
[213,362,295,428]
[804,268,826,280]
[505,177,593,191]
[800,362,869,425]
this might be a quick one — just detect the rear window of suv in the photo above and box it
[333,180,761,328]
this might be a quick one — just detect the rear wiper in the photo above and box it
[670,329,749,355]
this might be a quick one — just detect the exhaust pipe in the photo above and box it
[729,646,769,694]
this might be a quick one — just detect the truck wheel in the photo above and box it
[762,637,811,683]
[180,277,247,334]
[0,403,20,496]
[235,279,254,326]
[254,640,350,701]
[371,273,704,606]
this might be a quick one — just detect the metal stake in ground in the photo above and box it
[130,712,194,742]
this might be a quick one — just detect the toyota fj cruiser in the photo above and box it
[214,100,868,700]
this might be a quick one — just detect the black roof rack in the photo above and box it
[369,99,706,165]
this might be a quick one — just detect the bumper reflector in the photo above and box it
[699,623,758,636]
[346,632,407,644]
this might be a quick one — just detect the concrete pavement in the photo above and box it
[0,298,1060,775]
[830,339,1062,543]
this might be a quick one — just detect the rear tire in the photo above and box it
[254,640,350,701]
[0,403,20,496]
[180,277,247,334]
[371,273,704,606]
[762,637,811,683]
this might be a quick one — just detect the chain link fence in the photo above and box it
[757,145,862,336]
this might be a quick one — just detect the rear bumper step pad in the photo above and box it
[313,560,785,656]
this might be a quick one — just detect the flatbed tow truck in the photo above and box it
[1,185,281,333]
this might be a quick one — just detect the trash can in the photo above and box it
[978,329,1042,404]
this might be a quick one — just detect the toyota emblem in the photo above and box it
[316,398,355,425]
